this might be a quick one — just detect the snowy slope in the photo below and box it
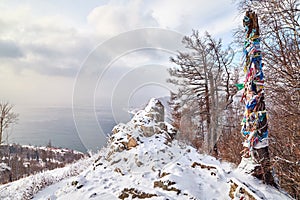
[0,153,94,199]
[0,98,293,200]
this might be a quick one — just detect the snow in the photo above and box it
[0,163,11,172]
[0,98,293,200]
[144,98,159,112]
[31,138,290,200]
[0,154,96,200]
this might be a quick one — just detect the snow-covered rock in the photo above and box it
[0,163,11,172]
[109,98,173,152]
[0,98,293,200]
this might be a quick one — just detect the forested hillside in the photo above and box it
[0,144,85,184]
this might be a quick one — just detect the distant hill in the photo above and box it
[0,144,86,184]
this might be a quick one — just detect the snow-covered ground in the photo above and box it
[0,98,293,200]
[0,153,94,199]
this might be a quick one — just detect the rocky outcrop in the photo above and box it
[135,98,167,137]
[109,98,172,153]
[144,98,164,122]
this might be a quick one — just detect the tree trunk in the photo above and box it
[0,118,3,144]
[209,72,216,154]
[201,50,211,153]
[252,147,275,186]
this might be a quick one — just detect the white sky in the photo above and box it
[0,0,242,107]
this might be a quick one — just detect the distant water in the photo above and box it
[8,106,117,153]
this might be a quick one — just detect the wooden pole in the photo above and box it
[240,10,275,186]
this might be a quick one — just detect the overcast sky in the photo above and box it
[0,0,241,108]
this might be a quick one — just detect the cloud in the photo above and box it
[87,0,158,38]
[86,0,239,46]
[0,0,240,107]
[0,39,24,58]
[0,4,94,105]
[0,0,238,78]
[150,0,239,36]
[0,6,94,77]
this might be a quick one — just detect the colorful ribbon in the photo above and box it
[240,10,269,157]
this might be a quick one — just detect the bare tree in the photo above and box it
[168,31,235,154]
[0,102,19,144]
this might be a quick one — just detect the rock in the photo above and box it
[118,188,157,200]
[108,98,171,152]
[139,99,166,137]
[153,180,181,195]
[127,135,137,149]
[114,167,124,175]
[145,98,164,123]
[140,126,155,137]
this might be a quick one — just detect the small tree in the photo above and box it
[0,102,19,144]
